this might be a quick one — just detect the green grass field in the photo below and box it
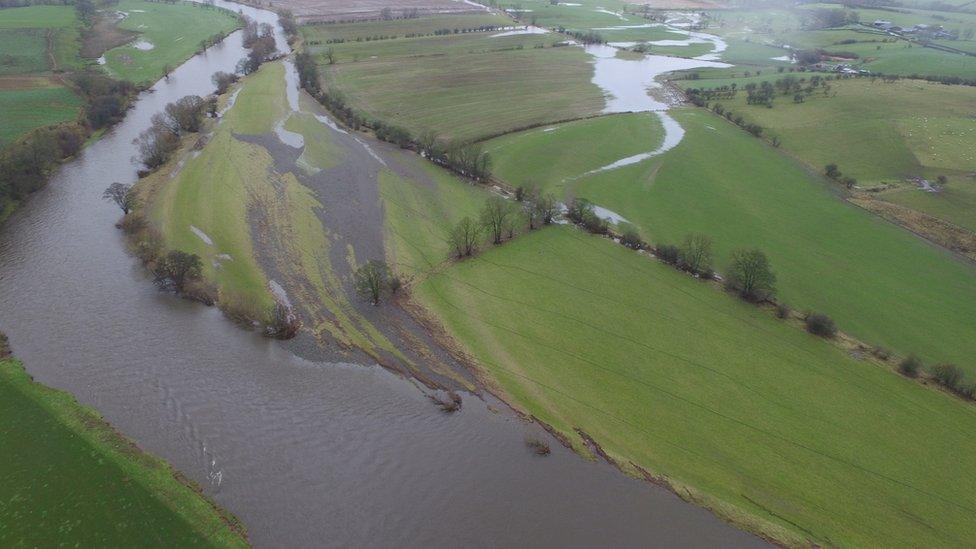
[146,64,290,313]
[102,0,240,85]
[300,12,511,42]
[485,112,663,195]
[322,30,605,140]
[0,84,83,146]
[824,40,976,78]
[678,77,976,229]
[413,226,976,547]
[0,5,77,29]
[0,28,49,75]
[0,5,84,144]
[0,357,247,546]
[488,108,976,373]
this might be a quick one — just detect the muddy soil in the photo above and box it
[237,101,478,391]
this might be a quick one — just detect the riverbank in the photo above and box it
[0,335,247,546]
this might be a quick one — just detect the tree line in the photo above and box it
[0,72,135,221]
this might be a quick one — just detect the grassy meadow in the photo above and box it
[146,64,288,315]
[300,12,511,42]
[312,19,605,140]
[679,76,976,231]
[0,357,246,546]
[487,108,976,373]
[485,112,663,195]
[412,226,976,547]
[0,5,84,145]
[101,0,240,85]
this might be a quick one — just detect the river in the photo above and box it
[0,2,763,546]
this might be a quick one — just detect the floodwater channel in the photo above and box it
[0,2,764,546]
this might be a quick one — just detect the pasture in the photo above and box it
[320,29,605,140]
[0,5,84,145]
[101,0,241,85]
[0,358,247,546]
[487,108,976,373]
[680,76,976,229]
[299,12,510,42]
[484,112,663,196]
[415,225,976,547]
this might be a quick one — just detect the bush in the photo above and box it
[618,223,642,250]
[805,313,836,338]
[898,355,922,378]
[656,244,680,265]
[775,303,790,319]
[525,436,551,456]
[0,331,10,359]
[871,346,891,361]
[930,363,964,391]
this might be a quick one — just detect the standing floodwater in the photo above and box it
[0,2,764,546]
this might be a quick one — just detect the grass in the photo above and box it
[379,160,489,278]
[147,64,290,313]
[502,0,642,30]
[414,226,976,547]
[679,76,976,228]
[0,84,83,145]
[484,112,663,196]
[0,5,77,28]
[0,357,247,546]
[0,6,84,143]
[883,177,976,233]
[312,29,558,63]
[489,108,976,373]
[823,40,976,78]
[300,12,511,42]
[102,0,240,85]
[0,28,49,75]
[321,31,605,140]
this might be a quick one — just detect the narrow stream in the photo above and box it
[0,3,763,546]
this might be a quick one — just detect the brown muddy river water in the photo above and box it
[0,3,764,546]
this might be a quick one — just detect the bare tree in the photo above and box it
[448,217,481,258]
[480,196,511,245]
[679,233,714,276]
[102,182,136,215]
[534,193,558,225]
[354,260,391,305]
[724,248,776,301]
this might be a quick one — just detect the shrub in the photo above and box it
[265,302,300,339]
[432,390,462,412]
[805,313,836,338]
[525,436,551,456]
[898,355,922,378]
[930,363,964,391]
[871,346,891,361]
[656,244,680,265]
[775,302,790,319]
[619,223,643,250]
[0,331,10,359]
